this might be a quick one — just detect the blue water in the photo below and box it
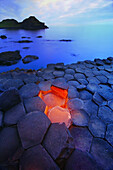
[0,24,113,72]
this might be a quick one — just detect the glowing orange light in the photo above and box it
[38,85,71,127]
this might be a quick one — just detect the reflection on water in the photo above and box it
[0,24,113,72]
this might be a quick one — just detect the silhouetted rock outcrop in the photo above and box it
[0,35,7,39]
[22,55,39,64]
[0,16,48,30]
[0,50,22,66]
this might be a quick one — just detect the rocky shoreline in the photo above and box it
[0,57,113,169]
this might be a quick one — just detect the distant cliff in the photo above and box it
[0,16,48,30]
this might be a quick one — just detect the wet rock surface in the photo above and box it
[0,50,22,65]
[0,57,113,169]
[22,55,39,64]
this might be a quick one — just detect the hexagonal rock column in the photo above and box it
[0,127,20,162]
[17,111,51,149]
[20,145,59,170]
[70,126,93,152]
[0,88,21,111]
[64,149,101,170]
[24,97,46,113]
[90,138,113,170]
[43,123,74,167]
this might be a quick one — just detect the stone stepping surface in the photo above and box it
[0,57,113,169]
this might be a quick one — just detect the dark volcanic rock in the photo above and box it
[17,111,51,149]
[79,90,92,100]
[0,88,21,111]
[36,35,42,38]
[98,106,113,124]
[43,123,74,166]
[24,96,46,113]
[38,80,51,91]
[0,111,3,127]
[52,78,69,89]
[71,109,89,126]
[2,79,24,90]
[16,40,33,43]
[0,127,20,162]
[67,98,84,110]
[93,92,104,105]
[65,149,101,170]
[20,145,59,170]
[0,50,22,65]
[0,35,7,39]
[0,16,48,30]
[23,47,30,49]
[68,86,79,99]
[88,116,106,138]
[22,55,39,64]
[106,124,113,146]
[19,83,40,99]
[59,39,72,42]
[83,100,98,116]
[4,103,26,125]
[90,138,113,170]
[70,126,93,152]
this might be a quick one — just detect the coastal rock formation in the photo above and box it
[0,16,48,30]
[0,50,22,65]
[0,35,7,39]
[22,55,39,64]
[0,57,113,169]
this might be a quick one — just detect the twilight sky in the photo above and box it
[0,0,113,26]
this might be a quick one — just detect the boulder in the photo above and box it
[36,35,42,38]
[0,50,22,66]
[59,39,72,42]
[22,55,39,64]
[0,35,7,39]
[16,40,33,43]
[17,111,51,149]
[20,145,59,170]
[0,88,21,111]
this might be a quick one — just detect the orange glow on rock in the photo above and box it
[48,106,71,128]
[38,85,71,127]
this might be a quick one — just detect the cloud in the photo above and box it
[0,0,113,25]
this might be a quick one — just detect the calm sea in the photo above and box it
[0,24,113,72]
